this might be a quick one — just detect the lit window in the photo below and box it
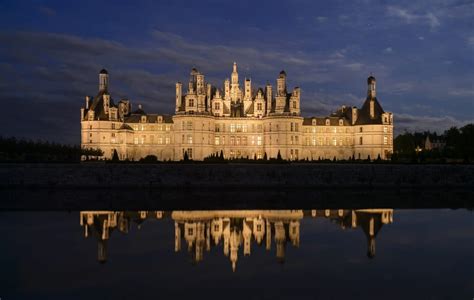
[215,136,220,145]
[134,137,138,144]
[230,124,236,132]
[187,135,193,144]
[257,136,262,146]
[384,126,388,133]
[166,136,170,144]
[332,137,337,146]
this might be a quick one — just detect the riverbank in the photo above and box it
[0,163,473,189]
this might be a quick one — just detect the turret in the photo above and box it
[231,62,238,85]
[175,82,182,112]
[244,78,251,100]
[367,75,376,98]
[265,84,272,115]
[99,69,108,91]
[277,70,286,96]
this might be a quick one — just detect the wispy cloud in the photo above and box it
[386,6,440,30]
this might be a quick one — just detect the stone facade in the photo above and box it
[80,64,393,161]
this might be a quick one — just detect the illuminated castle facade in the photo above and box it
[80,63,393,161]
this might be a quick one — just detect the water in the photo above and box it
[0,207,472,299]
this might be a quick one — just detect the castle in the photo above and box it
[80,63,393,161]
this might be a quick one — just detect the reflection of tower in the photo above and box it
[175,222,181,252]
[289,220,300,247]
[253,217,265,245]
[98,239,108,264]
[230,228,241,272]
[243,220,252,256]
[355,209,393,259]
[274,221,286,263]
[266,220,272,250]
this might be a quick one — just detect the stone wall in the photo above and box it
[0,163,473,189]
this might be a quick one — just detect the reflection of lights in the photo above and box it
[415,146,423,153]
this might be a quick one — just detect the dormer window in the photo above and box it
[325,119,330,126]
[141,116,147,123]
[158,116,163,123]
[339,119,343,126]
[312,119,316,126]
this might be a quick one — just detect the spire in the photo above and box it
[233,62,237,73]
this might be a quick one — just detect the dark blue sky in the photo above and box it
[0,0,473,144]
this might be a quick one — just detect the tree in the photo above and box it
[111,149,119,162]
[277,150,282,161]
[263,152,268,160]
[219,150,224,160]
[183,151,189,161]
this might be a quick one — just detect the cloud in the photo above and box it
[467,36,474,48]
[395,113,473,134]
[384,47,393,53]
[315,16,327,23]
[386,6,440,30]
[38,6,56,16]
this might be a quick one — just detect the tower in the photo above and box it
[367,75,376,98]
[99,69,108,91]
[175,82,182,112]
[277,70,286,96]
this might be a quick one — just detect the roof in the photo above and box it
[303,116,350,126]
[119,124,133,131]
[100,69,108,75]
[355,97,385,125]
[85,90,116,120]
[123,114,173,124]
[367,76,376,84]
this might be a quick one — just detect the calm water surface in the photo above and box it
[0,208,473,299]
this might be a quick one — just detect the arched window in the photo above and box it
[359,137,363,145]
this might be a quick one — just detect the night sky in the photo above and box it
[0,0,473,144]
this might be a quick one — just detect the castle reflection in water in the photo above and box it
[79,209,393,271]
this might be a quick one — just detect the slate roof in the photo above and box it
[85,90,116,121]
[354,97,385,125]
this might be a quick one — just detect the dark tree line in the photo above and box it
[0,136,103,162]
[393,124,474,162]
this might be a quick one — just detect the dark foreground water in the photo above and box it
[0,206,473,299]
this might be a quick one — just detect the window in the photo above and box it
[134,137,138,144]
[166,125,171,131]
[111,123,115,129]
[141,136,145,144]
[293,101,297,109]
[236,124,242,132]
[189,99,194,107]
[165,136,170,144]
[158,137,163,144]
[291,123,294,132]
[242,137,247,145]
[384,136,388,145]
[312,136,316,146]
[257,224,262,231]
[359,127,363,133]
[236,136,241,145]
[187,135,193,144]
[325,119,330,126]
[339,119,343,126]
[188,228,193,235]
[215,136,220,145]
[215,102,220,110]
[332,137,337,146]
[257,103,262,110]
[214,224,219,231]
[257,136,262,146]
[242,124,248,132]
[186,121,193,130]
[230,124,236,132]
[187,148,193,159]
[215,125,220,132]
[89,125,92,130]
[384,126,388,133]
[360,137,363,145]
